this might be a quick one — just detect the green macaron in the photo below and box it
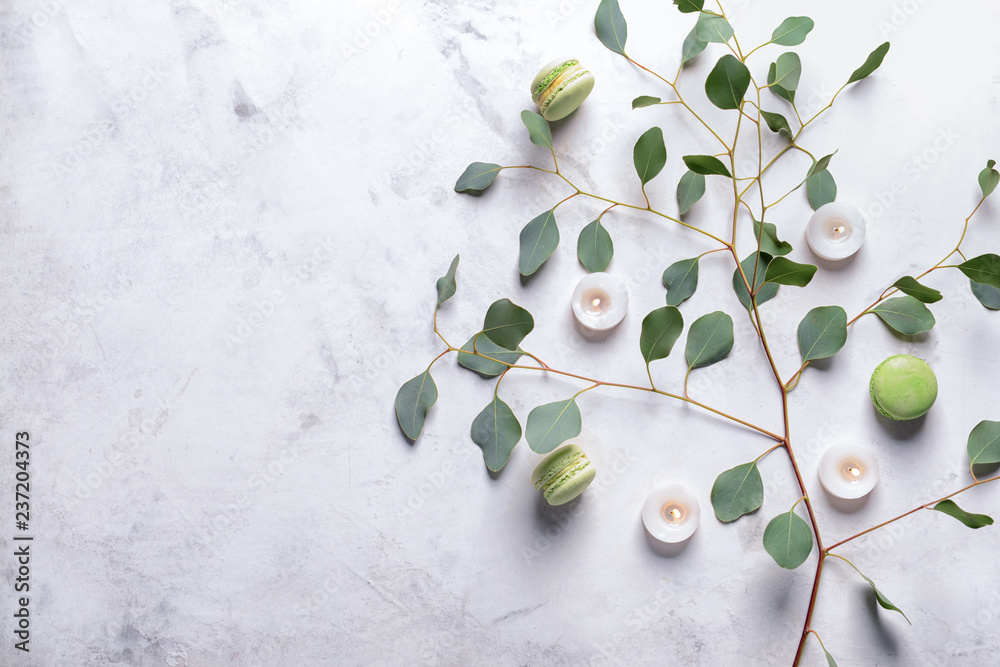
[869,354,938,420]
[531,444,597,506]
[530,58,595,121]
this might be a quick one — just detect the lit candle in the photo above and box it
[805,202,867,261]
[642,484,700,543]
[818,442,880,500]
[571,272,628,331]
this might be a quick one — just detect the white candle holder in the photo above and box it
[642,484,700,544]
[805,202,867,261]
[818,442,880,500]
[571,272,628,332]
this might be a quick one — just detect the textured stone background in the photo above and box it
[2,0,1000,665]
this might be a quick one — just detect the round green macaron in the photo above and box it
[869,354,938,420]
[530,58,596,121]
[531,444,597,506]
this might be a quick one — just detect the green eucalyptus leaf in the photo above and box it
[681,27,708,64]
[824,647,838,667]
[855,568,910,624]
[695,11,734,43]
[595,0,628,55]
[706,55,751,110]
[932,499,994,529]
[871,295,935,335]
[760,110,793,139]
[673,0,704,13]
[677,170,706,215]
[395,371,438,440]
[767,52,801,103]
[682,154,732,177]
[891,276,942,303]
[797,306,847,362]
[685,312,734,371]
[807,169,837,210]
[578,218,614,272]
[808,152,837,178]
[634,127,667,185]
[457,334,523,378]
[455,162,503,194]
[732,252,779,310]
[968,420,1000,468]
[978,159,999,198]
[662,256,701,306]
[640,306,685,364]
[519,209,560,276]
[753,219,792,256]
[482,298,534,349]
[765,257,817,287]
[526,398,583,454]
[958,254,1000,289]
[710,461,763,522]
[970,280,1000,309]
[847,41,890,85]
[470,395,521,472]
[632,95,662,109]
[436,255,460,306]
[520,110,552,150]
[770,16,814,46]
[763,508,813,569]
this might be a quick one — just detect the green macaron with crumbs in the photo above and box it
[869,354,938,420]
[531,444,596,506]
[530,58,595,121]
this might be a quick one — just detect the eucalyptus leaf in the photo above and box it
[763,508,813,569]
[753,219,792,256]
[797,306,847,362]
[767,52,801,103]
[520,110,552,150]
[891,276,942,303]
[395,371,438,441]
[632,95,662,109]
[436,255,460,306]
[872,295,935,335]
[847,41,890,85]
[770,16,814,46]
[683,155,732,177]
[662,256,701,306]
[457,334,523,378]
[855,569,910,624]
[695,11,734,43]
[677,170,706,215]
[808,152,837,178]
[824,647,838,667]
[968,420,1000,468]
[640,306,685,364]
[455,162,503,194]
[526,398,583,454]
[765,257,817,287]
[970,280,1000,309]
[470,395,522,472]
[932,499,994,529]
[978,159,999,198]
[807,169,837,210]
[685,311,734,370]
[681,27,708,64]
[634,126,667,185]
[760,110,793,139]
[519,209,560,276]
[673,0,703,13]
[733,252,779,310]
[706,55,751,110]
[710,461,763,522]
[578,218,614,272]
[595,0,628,55]
[482,298,534,349]
[958,254,1000,289]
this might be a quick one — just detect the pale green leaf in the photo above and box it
[395,371,438,440]
[872,296,935,335]
[978,159,999,198]
[455,162,503,194]
[770,16,814,46]
[685,311,734,369]
[765,257,817,287]
[640,306,684,364]
[959,254,1000,289]
[436,255,459,306]
[526,398,583,454]
[519,209,560,276]
[856,569,910,624]
[681,27,708,64]
[632,95,662,109]
[578,218,614,272]
[677,170,706,215]
[710,461,763,522]
[968,420,1000,468]
[732,252,779,310]
[763,508,813,569]
[695,11,734,43]
[457,334,523,378]
[683,154,732,177]
[807,169,837,210]
[662,256,700,306]
[970,280,1000,309]
[673,0,704,13]
[470,395,521,472]
[634,126,667,185]
[931,499,994,529]
[595,0,628,55]
[760,110,792,138]
[891,276,942,303]
[797,306,847,362]
[753,219,792,256]
[482,298,534,349]
[847,42,890,85]
[520,110,552,150]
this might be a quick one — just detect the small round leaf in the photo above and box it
[797,306,847,362]
[685,311,734,370]
[577,219,614,273]
[640,306,684,364]
[763,509,813,569]
[711,461,764,522]
[526,398,583,454]
[470,395,522,472]
[395,371,438,441]
[706,55,750,110]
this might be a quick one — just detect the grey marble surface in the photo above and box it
[2,0,1000,665]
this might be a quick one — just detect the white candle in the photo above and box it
[818,442,880,500]
[805,202,867,261]
[642,484,700,543]
[571,272,628,331]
